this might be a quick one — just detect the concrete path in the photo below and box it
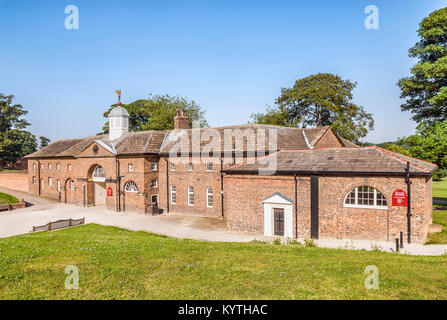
[0,187,254,242]
[1,187,447,256]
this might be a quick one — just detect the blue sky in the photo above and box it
[0,0,445,143]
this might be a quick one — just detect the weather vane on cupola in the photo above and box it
[115,89,122,106]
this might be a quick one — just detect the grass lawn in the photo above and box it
[433,180,447,203]
[0,167,23,173]
[0,224,446,300]
[0,192,20,204]
[427,205,447,244]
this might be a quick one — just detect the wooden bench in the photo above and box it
[0,202,10,211]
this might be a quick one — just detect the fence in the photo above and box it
[32,217,85,232]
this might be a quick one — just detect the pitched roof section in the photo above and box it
[224,147,437,175]
[26,131,168,158]
[159,125,331,154]
[25,125,353,158]
[25,138,86,158]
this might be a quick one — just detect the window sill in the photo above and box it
[344,204,388,210]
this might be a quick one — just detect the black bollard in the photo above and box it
[395,238,400,252]
[400,231,404,248]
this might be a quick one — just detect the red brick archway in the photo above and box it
[87,164,107,206]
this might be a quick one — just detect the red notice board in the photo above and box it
[107,187,113,197]
[392,189,407,207]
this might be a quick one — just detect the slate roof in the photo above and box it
[159,125,329,154]
[223,146,437,175]
[27,125,348,158]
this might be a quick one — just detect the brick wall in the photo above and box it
[158,156,223,217]
[224,173,432,243]
[28,144,164,214]
[0,172,29,192]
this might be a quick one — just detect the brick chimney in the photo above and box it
[174,109,189,129]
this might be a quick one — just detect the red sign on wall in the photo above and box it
[392,189,407,206]
[107,187,113,197]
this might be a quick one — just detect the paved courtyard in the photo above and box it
[1,187,447,256]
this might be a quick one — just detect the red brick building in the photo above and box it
[26,106,436,243]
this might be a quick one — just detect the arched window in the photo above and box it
[92,165,106,182]
[124,181,138,192]
[206,187,213,208]
[344,186,387,209]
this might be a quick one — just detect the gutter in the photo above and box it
[222,170,432,177]
[115,156,121,212]
[165,158,169,214]
[220,158,224,218]
[37,160,41,196]
[294,174,298,238]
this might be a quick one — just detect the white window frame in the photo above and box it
[188,186,194,206]
[170,186,176,204]
[68,164,72,171]
[57,180,61,192]
[151,163,158,171]
[56,163,60,170]
[40,164,44,170]
[151,179,158,188]
[92,165,106,182]
[48,177,52,186]
[41,179,44,189]
[187,163,193,171]
[128,164,133,172]
[48,163,52,170]
[33,163,36,170]
[344,186,388,210]
[70,180,75,190]
[124,181,138,193]
[33,176,36,184]
[206,187,213,208]
[151,194,159,204]
[206,163,213,172]
[170,163,176,171]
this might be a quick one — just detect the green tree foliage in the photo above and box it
[398,7,447,123]
[251,73,374,143]
[382,144,412,157]
[0,94,38,163]
[250,105,296,127]
[399,121,447,169]
[39,136,51,149]
[102,94,208,133]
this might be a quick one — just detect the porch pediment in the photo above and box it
[262,192,293,205]
[78,140,117,158]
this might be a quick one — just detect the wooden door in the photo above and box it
[274,208,284,236]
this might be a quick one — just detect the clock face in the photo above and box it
[93,145,99,154]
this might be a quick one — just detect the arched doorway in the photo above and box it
[64,178,75,204]
[87,165,107,206]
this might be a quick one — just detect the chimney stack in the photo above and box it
[174,109,189,129]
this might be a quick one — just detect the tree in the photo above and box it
[250,105,296,127]
[399,121,447,169]
[0,94,38,163]
[250,73,374,143]
[102,94,208,133]
[383,144,412,157]
[39,136,51,149]
[397,7,447,123]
